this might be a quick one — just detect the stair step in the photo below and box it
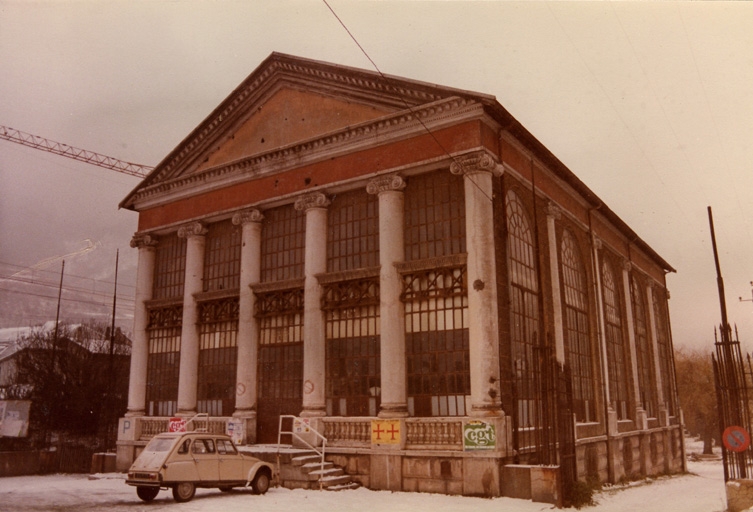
[291,454,321,466]
[326,482,360,491]
[320,474,353,487]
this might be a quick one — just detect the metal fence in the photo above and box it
[713,325,753,481]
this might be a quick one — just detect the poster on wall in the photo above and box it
[463,420,496,451]
[0,400,31,437]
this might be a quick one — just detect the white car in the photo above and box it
[126,432,274,503]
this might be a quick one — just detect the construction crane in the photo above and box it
[0,125,153,178]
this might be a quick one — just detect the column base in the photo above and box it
[299,407,327,418]
[125,409,145,418]
[378,403,409,419]
[470,404,504,418]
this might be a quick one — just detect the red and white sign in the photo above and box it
[168,417,187,433]
[723,425,751,453]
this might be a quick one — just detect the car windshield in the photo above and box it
[144,437,177,453]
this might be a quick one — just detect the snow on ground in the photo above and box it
[0,438,728,512]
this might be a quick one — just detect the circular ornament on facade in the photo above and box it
[723,425,751,453]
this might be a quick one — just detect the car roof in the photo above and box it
[154,432,231,439]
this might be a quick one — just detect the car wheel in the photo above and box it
[252,470,270,495]
[172,482,196,503]
[136,486,159,502]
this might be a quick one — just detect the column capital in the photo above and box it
[622,259,633,273]
[232,208,264,225]
[367,174,406,195]
[177,221,207,239]
[130,233,158,249]
[592,235,603,251]
[544,201,562,220]
[295,192,330,212]
[449,150,501,177]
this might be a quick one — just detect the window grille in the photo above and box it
[631,276,656,417]
[404,170,466,261]
[261,204,305,283]
[602,260,629,420]
[197,297,239,416]
[505,190,541,428]
[327,189,379,272]
[560,230,596,422]
[323,276,380,416]
[257,287,304,402]
[203,219,241,292]
[145,304,182,416]
[404,265,470,417]
[152,233,186,300]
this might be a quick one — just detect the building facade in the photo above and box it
[117,53,684,500]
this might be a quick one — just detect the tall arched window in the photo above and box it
[631,276,656,418]
[602,260,629,419]
[505,190,540,428]
[561,229,596,422]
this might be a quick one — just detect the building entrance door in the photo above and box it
[256,342,303,443]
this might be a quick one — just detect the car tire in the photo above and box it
[252,470,270,495]
[136,486,159,502]
[172,482,196,503]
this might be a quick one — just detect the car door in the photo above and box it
[191,438,220,483]
[217,438,244,483]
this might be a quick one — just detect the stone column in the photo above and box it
[368,174,408,418]
[592,237,615,424]
[126,233,158,416]
[546,202,566,363]
[646,282,668,425]
[232,209,263,439]
[176,221,207,416]
[622,261,647,429]
[295,193,330,417]
[450,151,502,417]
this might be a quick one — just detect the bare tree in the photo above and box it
[4,322,130,449]
[675,347,718,454]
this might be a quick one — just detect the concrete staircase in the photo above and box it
[291,450,359,491]
[242,445,359,491]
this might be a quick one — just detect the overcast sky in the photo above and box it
[1,0,752,352]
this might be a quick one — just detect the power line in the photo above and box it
[0,286,135,311]
[321,0,494,203]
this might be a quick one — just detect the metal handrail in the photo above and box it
[277,415,328,490]
[185,413,209,432]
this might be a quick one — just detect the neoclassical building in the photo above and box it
[117,53,684,500]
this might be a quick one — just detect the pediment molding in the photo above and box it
[122,53,495,210]
[127,95,486,210]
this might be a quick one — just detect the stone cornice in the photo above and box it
[127,96,485,210]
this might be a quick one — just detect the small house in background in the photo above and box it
[118,53,683,502]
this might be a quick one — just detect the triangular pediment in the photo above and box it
[194,86,395,173]
[121,52,499,210]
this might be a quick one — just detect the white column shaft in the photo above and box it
[177,226,205,415]
[301,203,328,416]
[234,212,263,415]
[126,237,156,416]
[370,177,408,418]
